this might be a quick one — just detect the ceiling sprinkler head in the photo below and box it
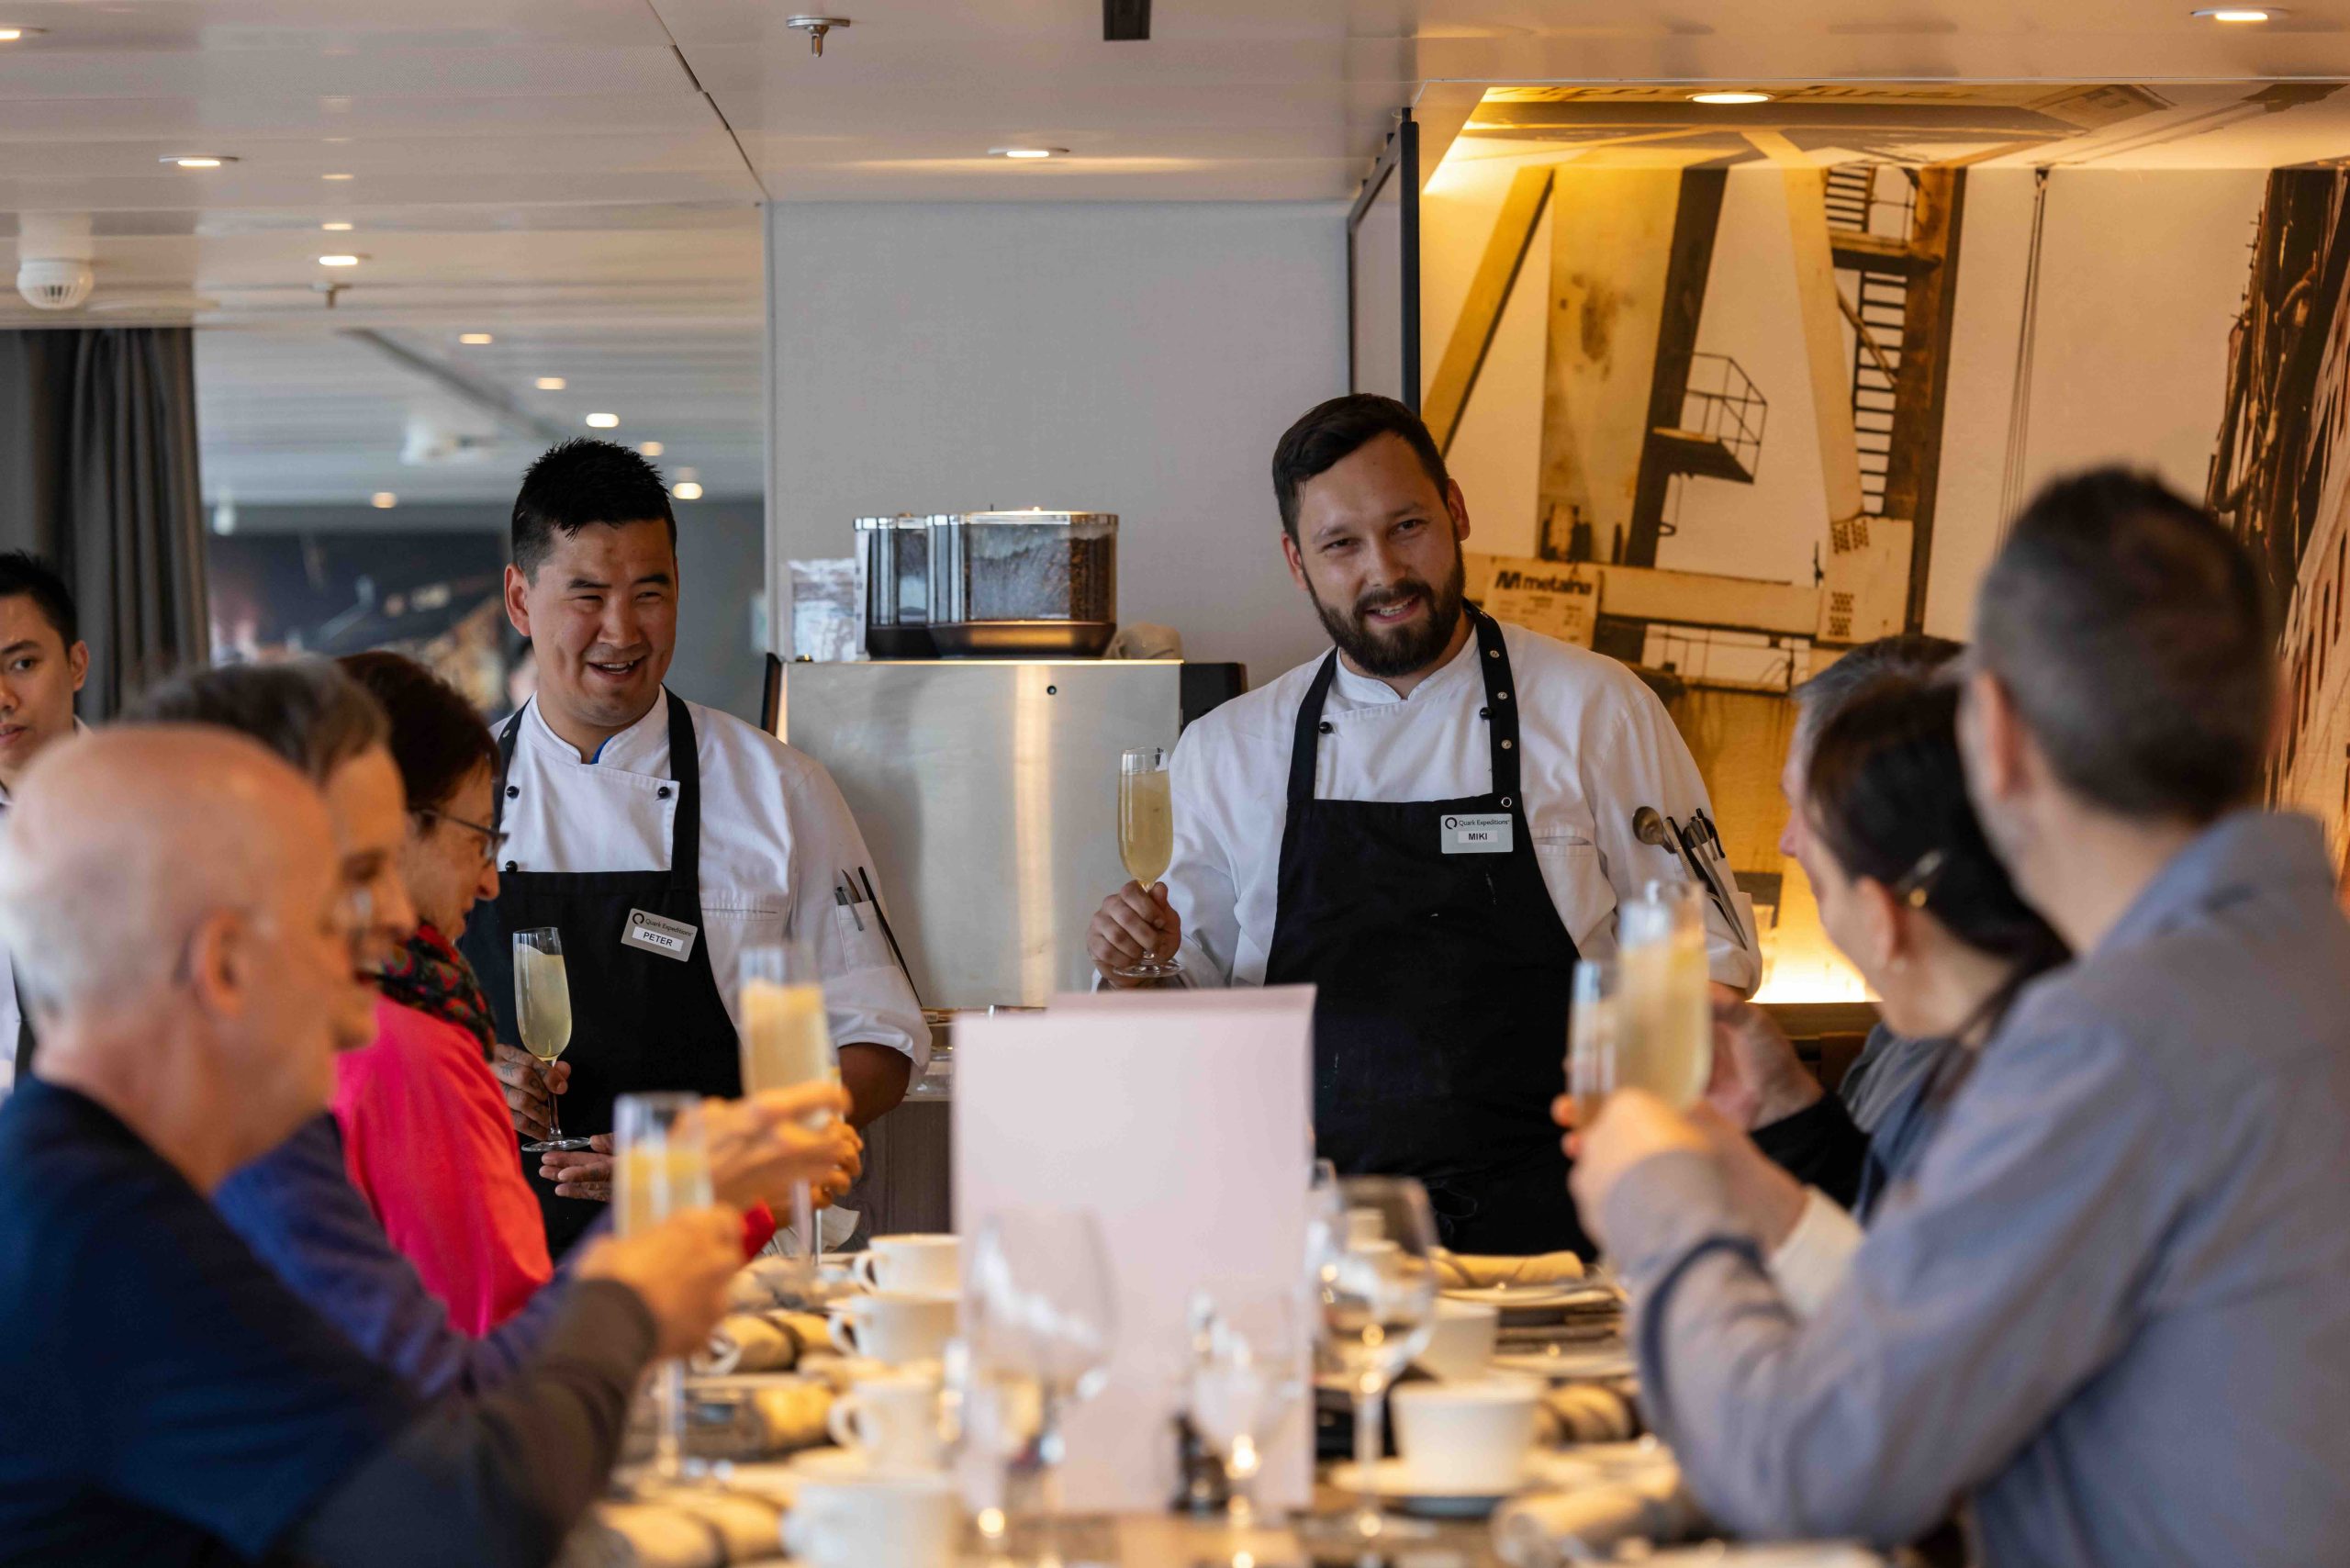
[785,15,851,55]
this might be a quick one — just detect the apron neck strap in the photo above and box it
[1286,610,1523,806]
[487,692,704,892]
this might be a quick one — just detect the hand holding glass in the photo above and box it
[1113,747,1181,980]
[615,1092,714,1481]
[513,928,574,1152]
[739,942,840,1271]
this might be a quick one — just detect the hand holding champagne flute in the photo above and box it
[738,943,841,1269]
[615,1092,716,1480]
[1112,746,1182,980]
[514,928,577,1152]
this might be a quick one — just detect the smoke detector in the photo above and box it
[17,257,94,311]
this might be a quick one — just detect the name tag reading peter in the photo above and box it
[622,909,699,962]
[1441,813,1514,855]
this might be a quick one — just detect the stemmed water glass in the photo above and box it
[1303,1176,1440,1553]
[964,1209,1118,1564]
[614,1092,713,1483]
[1184,1284,1306,1539]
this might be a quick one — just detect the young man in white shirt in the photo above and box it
[1088,395,1754,1254]
[0,551,91,1092]
[469,440,923,1253]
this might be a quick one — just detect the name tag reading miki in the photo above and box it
[1442,813,1513,855]
[622,909,699,962]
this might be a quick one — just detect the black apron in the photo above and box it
[1263,610,1588,1256]
[461,691,742,1257]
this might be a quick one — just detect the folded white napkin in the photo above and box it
[691,1313,829,1376]
[1435,1249,1587,1290]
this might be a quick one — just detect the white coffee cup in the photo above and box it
[1391,1377,1540,1492]
[828,1369,947,1472]
[782,1468,962,1568]
[828,1291,959,1366]
[1416,1298,1500,1382]
[854,1234,961,1294]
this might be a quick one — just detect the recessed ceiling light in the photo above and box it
[1689,91,1773,106]
[162,154,238,168]
[0,28,49,40]
[322,172,354,181]
[321,220,353,232]
[371,492,397,509]
[535,376,566,390]
[672,481,704,501]
[2194,6,2277,17]
[458,332,494,345]
[585,412,620,429]
[639,441,665,456]
[317,253,363,267]
[989,146,1068,160]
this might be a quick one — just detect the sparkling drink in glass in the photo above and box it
[1566,957,1620,1125]
[738,942,840,1267]
[1113,747,1182,980]
[513,928,573,1149]
[615,1092,713,1481]
[1617,880,1712,1107]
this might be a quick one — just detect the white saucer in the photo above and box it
[1440,1283,1612,1312]
[1326,1458,1530,1518]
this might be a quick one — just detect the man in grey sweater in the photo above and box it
[1572,469,2350,1565]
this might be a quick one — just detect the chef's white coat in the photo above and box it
[1165,621,1759,992]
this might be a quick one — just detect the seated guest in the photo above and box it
[1571,468,2350,1564]
[330,651,550,1333]
[0,726,744,1565]
[135,662,857,1398]
[0,552,94,1088]
[1708,633,1967,1207]
[1680,678,2068,1316]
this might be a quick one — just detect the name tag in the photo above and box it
[1441,813,1514,855]
[621,909,699,963]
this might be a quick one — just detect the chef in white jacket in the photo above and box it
[468,439,924,1254]
[1089,396,1754,1255]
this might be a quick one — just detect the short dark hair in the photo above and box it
[338,651,497,818]
[1271,395,1451,542]
[0,552,77,648]
[126,659,388,788]
[1976,467,2273,823]
[511,438,677,580]
[1792,633,1965,761]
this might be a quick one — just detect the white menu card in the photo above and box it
[952,986,1315,1513]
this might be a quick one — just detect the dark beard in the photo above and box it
[1306,551,1469,678]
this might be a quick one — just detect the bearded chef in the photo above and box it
[468,439,923,1255]
[1088,396,1756,1256]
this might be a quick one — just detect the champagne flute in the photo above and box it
[1618,880,1711,1107]
[513,928,574,1153]
[965,1209,1118,1566]
[1567,957,1621,1126]
[1113,746,1181,980]
[737,941,840,1278]
[615,1092,714,1482]
[1303,1176,1440,1552]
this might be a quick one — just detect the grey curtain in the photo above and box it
[0,328,207,717]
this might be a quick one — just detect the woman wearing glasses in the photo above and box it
[333,653,551,1334]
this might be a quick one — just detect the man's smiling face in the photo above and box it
[505,519,678,740]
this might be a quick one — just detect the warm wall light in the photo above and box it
[0,28,48,40]
[318,253,362,267]
[638,440,665,456]
[321,220,353,231]
[989,146,1068,160]
[162,154,238,168]
[371,492,397,509]
[458,332,493,345]
[1689,91,1773,106]
[2193,6,2277,17]
[585,412,620,429]
[322,172,353,181]
[535,376,566,390]
[672,481,704,500]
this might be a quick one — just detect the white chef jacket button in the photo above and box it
[657,785,672,800]
[506,785,519,799]
[504,860,520,873]
[1318,721,1334,734]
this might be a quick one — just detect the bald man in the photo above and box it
[0,729,744,1568]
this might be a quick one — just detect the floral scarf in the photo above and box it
[378,923,498,1060]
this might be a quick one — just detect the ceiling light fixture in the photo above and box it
[321,220,353,231]
[990,146,1069,160]
[673,481,704,500]
[318,253,363,267]
[536,376,566,390]
[0,28,48,40]
[784,15,851,55]
[586,412,620,429]
[1688,91,1773,106]
[458,332,494,345]
[371,492,397,509]
[639,441,665,456]
[2193,6,2277,17]
[162,154,239,168]
[322,172,353,181]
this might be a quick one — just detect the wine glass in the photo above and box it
[1567,957,1621,1126]
[513,928,573,1152]
[1113,746,1181,980]
[737,941,840,1277]
[1618,880,1711,1107]
[1185,1284,1305,1538]
[1303,1176,1440,1551]
[615,1092,713,1482]
[964,1209,1118,1563]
